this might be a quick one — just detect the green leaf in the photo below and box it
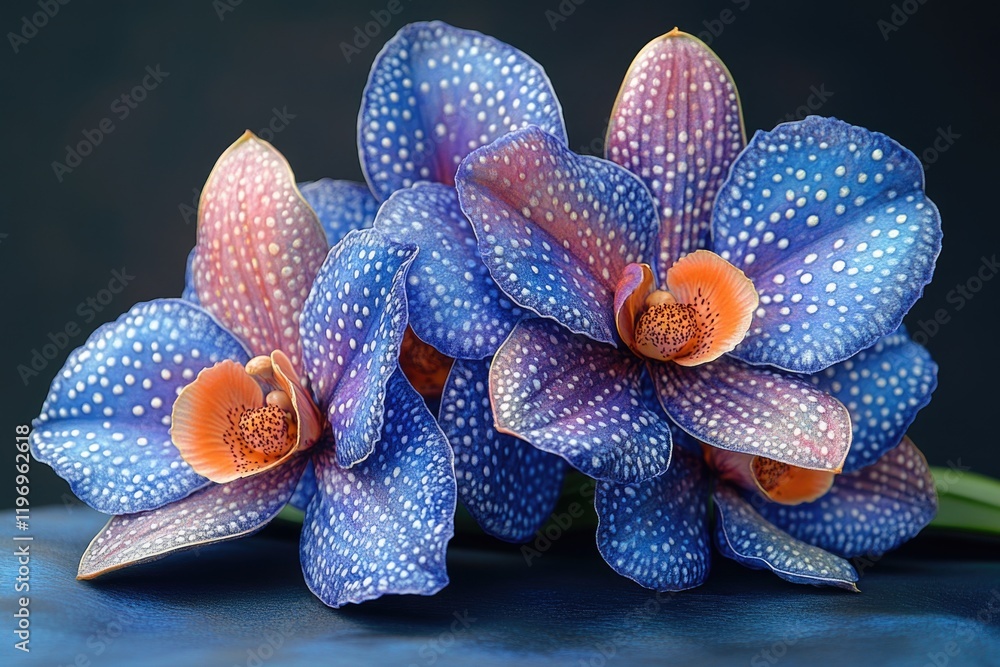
[276,505,305,524]
[929,466,1000,535]
[931,466,1000,506]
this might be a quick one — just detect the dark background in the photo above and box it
[1,0,994,508]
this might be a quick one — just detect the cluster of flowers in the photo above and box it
[32,22,941,607]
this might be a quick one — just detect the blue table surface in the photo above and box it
[4,506,1000,667]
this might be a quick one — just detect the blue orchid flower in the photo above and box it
[450,30,941,589]
[597,327,938,591]
[299,178,381,247]
[31,132,457,607]
[355,21,572,543]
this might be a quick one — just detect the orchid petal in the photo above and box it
[649,355,851,472]
[181,248,199,305]
[439,358,565,542]
[300,228,416,468]
[491,318,672,483]
[606,29,745,276]
[300,371,456,607]
[457,126,661,344]
[595,447,711,591]
[713,116,942,373]
[807,327,936,472]
[77,456,306,579]
[299,179,379,247]
[614,262,655,355]
[708,447,835,506]
[666,418,703,455]
[289,460,316,511]
[758,437,936,558]
[31,299,249,514]
[191,132,329,370]
[713,483,859,590]
[374,183,524,358]
[360,20,566,200]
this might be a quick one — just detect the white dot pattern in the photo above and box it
[300,229,416,469]
[606,31,744,279]
[31,299,250,514]
[298,179,380,247]
[374,183,525,359]
[807,326,936,472]
[758,437,936,558]
[439,357,566,542]
[712,116,942,373]
[192,134,329,372]
[650,354,851,471]
[490,318,672,483]
[713,483,859,590]
[78,457,306,579]
[456,126,660,345]
[664,416,705,455]
[300,371,456,608]
[360,20,567,200]
[595,447,711,591]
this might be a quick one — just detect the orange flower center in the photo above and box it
[703,444,836,506]
[633,301,699,361]
[170,350,323,483]
[238,405,293,455]
[614,250,759,366]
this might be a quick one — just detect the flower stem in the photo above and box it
[929,466,1000,535]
